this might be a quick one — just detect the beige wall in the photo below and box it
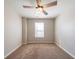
[27,18,55,43]
[22,17,27,44]
[4,0,22,57]
[55,0,75,57]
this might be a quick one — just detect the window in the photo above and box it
[35,22,44,38]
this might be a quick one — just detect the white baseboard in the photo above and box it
[28,41,54,44]
[55,42,75,58]
[4,44,22,58]
[22,43,27,44]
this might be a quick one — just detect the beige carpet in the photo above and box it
[6,44,74,59]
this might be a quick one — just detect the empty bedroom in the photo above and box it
[4,0,75,59]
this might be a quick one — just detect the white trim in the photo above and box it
[22,43,27,44]
[4,44,22,58]
[55,42,75,58]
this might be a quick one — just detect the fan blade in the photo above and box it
[36,0,41,6]
[42,8,48,15]
[23,5,34,8]
[44,1,57,8]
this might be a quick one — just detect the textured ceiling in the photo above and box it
[12,0,62,18]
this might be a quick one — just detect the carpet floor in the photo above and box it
[6,44,74,59]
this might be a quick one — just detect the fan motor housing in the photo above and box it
[36,5,44,9]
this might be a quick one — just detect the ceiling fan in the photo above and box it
[23,0,57,15]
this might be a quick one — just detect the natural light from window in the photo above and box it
[35,22,44,38]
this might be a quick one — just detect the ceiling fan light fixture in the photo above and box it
[23,0,57,15]
[36,8,42,12]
